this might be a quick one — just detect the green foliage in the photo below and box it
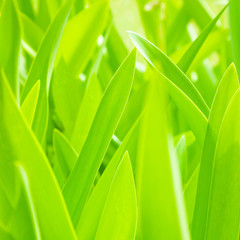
[0,0,240,239]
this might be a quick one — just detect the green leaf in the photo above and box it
[53,129,78,180]
[52,59,83,137]
[135,0,163,47]
[76,114,141,239]
[8,164,41,240]
[178,3,229,73]
[94,152,137,240]
[0,0,21,99]
[58,0,109,76]
[21,80,40,126]
[0,224,13,240]
[0,71,76,239]
[63,48,136,227]
[70,74,102,153]
[158,72,208,147]
[184,0,212,29]
[192,64,239,240]
[20,0,75,142]
[128,31,209,117]
[204,89,240,239]
[230,0,240,76]
[20,12,44,53]
[136,76,189,239]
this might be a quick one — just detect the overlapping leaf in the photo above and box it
[192,64,239,240]
[63,49,136,226]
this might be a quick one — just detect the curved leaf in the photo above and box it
[63,49,136,226]
[0,72,77,239]
[178,3,229,72]
[95,152,137,240]
[136,76,190,239]
[53,129,78,180]
[128,31,209,117]
[58,0,109,76]
[230,0,240,75]
[0,0,21,99]
[21,81,40,126]
[206,88,240,239]
[20,0,75,142]
[76,114,141,239]
[192,64,239,240]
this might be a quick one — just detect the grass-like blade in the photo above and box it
[58,0,109,76]
[20,0,75,142]
[94,152,137,240]
[21,81,40,126]
[159,72,208,146]
[52,60,83,137]
[20,13,43,53]
[203,88,240,239]
[0,0,21,99]
[128,31,209,117]
[76,115,141,239]
[63,49,136,226]
[70,74,102,153]
[53,129,78,180]
[8,165,41,239]
[230,0,240,75]
[0,71,77,239]
[136,77,189,239]
[178,3,229,73]
[191,64,239,240]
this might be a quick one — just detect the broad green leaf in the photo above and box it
[128,31,209,117]
[53,129,78,180]
[21,81,40,126]
[136,77,189,239]
[70,74,102,153]
[229,0,240,76]
[76,114,141,239]
[0,0,21,99]
[63,49,136,226]
[178,3,229,73]
[192,64,239,240]
[204,89,240,239]
[58,0,109,76]
[95,152,137,240]
[0,72,76,239]
[20,0,75,142]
